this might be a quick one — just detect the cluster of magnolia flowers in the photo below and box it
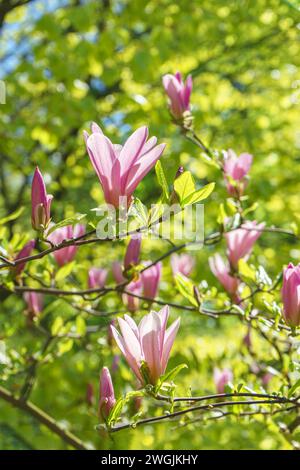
[10,70,300,424]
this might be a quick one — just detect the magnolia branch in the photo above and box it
[0,220,297,272]
[0,385,88,450]
[107,396,298,433]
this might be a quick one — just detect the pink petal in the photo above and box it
[161,317,180,373]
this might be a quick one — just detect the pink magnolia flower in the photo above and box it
[124,234,141,270]
[125,279,143,312]
[23,292,43,319]
[107,320,116,347]
[223,149,253,197]
[209,254,239,300]
[88,268,108,289]
[141,262,162,300]
[84,123,165,208]
[111,306,180,385]
[213,368,233,394]
[47,224,85,266]
[31,167,53,231]
[171,253,195,278]
[162,72,192,119]
[281,263,300,327]
[15,240,36,275]
[225,220,265,269]
[99,367,116,422]
[112,261,142,312]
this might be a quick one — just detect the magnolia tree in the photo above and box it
[0,72,300,450]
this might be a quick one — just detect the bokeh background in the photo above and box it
[0,0,300,450]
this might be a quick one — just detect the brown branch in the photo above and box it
[108,398,294,433]
[0,385,88,450]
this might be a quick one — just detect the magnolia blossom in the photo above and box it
[223,149,253,197]
[213,368,233,394]
[162,72,192,119]
[112,261,142,312]
[111,306,180,385]
[99,367,116,421]
[15,240,36,275]
[124,234,141,270]
[209,254,239,300]
[141,262,162,300]
[31,167,53,231]
[88,268,108,289]
[23,292,43,319]
[47,224,85,266]
[171,253,194,278]
[225,221,265,269]
[281,263,300,327]
[84,123,165,208]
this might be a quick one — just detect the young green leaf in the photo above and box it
[174,171,195,203]
[47,214,86,235]
[181,182,215,207]
[175,273,199,307]
[155,160,169,201]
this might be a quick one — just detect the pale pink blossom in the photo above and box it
[223,149,253,197]
[111,306,180,385]
[171,253,194,278]
[47,224,85,266]
[23,292,43,319]
[31,167,53,231]
[99,367,116,421]
[15,240,36,275]
[162,72,192,119]
[124,234,141,270]
[88,268,108,289]
[209,254,239,300]
[225,221,265,269]
[214,368,233,394]
[84,123,165,208]
[281,263,300,327]
[141,262,162,300]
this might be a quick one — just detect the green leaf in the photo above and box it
[47,214,86,235]
[155,160,169,201]
[238,259,256,283]
[58,338,74,355]
[0,207,24,226]
[130,198,148,226]
[181,182,215,207]
[76,316,86,336]
[217,203,227,225]
[51,316,64,336]
[107,397,126,427]
[174,171,195,203]
[55,261,76,282]
[160,364,188,385]
[288,378,300,398]
[175,273,199,307]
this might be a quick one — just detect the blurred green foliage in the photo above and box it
[0,0,300,450]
